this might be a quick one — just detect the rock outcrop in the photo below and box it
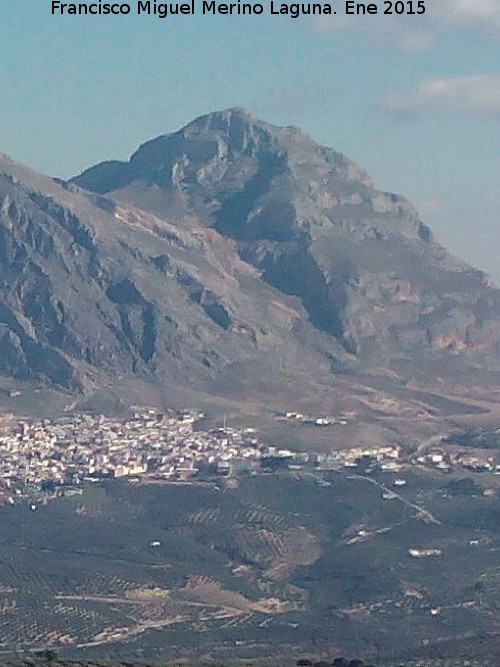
[73,108,500,367]
[0,109,498,420]
[0,151,338,400]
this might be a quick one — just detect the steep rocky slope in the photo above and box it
[73,108,500,368]
[0,152,342,403]
[0,109,499,429]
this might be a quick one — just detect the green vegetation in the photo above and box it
[0,469,498,664]
[445,427,500,449]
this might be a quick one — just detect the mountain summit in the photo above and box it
[73,108,500,364]
[0,109,498,431]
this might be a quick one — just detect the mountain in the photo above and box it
[0,109,499,434]
[73,108,500,367]
[0,151,342,403]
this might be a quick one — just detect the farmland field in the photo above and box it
[0,470,500,664]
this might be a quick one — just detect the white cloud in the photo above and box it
[311,0,500,48]
[437,0,500,28]
[384,74,500,116]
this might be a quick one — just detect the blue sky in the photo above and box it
[1,1,500,280]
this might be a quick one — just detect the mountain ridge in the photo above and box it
[72,108,500,364]
[0,109,498,439]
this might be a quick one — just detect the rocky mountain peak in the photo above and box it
[73,108,370,203]
[169,106,309,152]
[71,110,500,366]
[0,110,498,426]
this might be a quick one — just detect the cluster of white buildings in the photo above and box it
[0,410,269,499]
[278,411,348,426]
[416,447,500,474]
[314,444,402,471]
[0,406,409,505]
[2,402,499,509]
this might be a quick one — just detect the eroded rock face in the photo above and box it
[0,152,338,396]
[73,108,500,365]
[1,108,500,410]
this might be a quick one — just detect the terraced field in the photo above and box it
[0,470,499,664]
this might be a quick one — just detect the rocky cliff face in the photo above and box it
[0,109,499,422]
[74,108,500,366]
[0,151,340,400]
